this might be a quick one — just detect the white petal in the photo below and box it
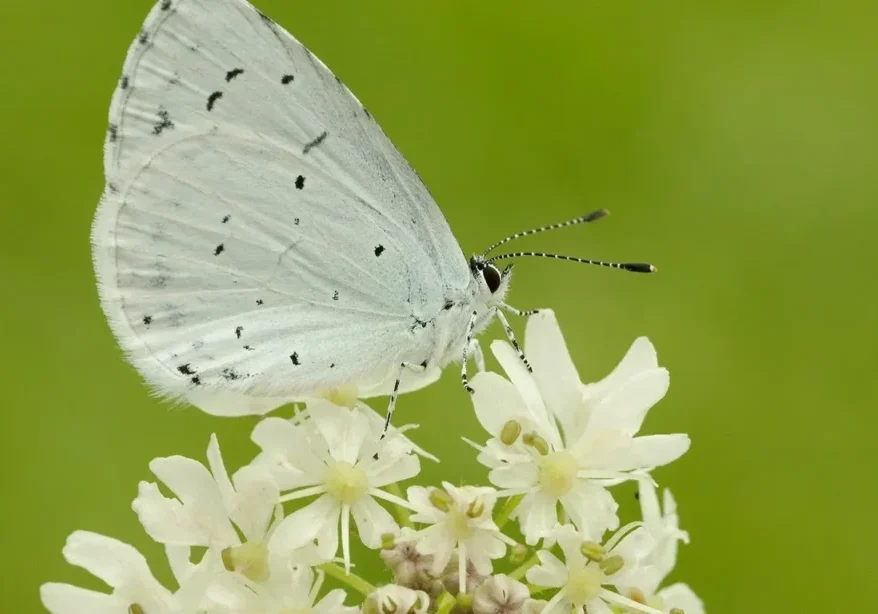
[251,416,326,485]
[585,369,669,439]
[368,452,421,488]
[525,550,566,588]
[621,435,691,471]
[415,524,454,574]
[470,371,531,436]
[352,495,400,548]
[587,337,658,399]
[163,545,193,586]
[132,481,206,545]
[309,401,368,464]
[525,310,585,435]
[40,583,126,614]
[519,492,558,545]
[586,598,613,614]
[270,494,338,554]
[491,341,557,443]
[488,460,539,489]
[638,479,662,532]
[560,483,619,540]
[658,583,706,614]
[61,532,153,589]
[230,464,280,542]
[147,455,238,545]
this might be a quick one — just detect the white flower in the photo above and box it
[205,562,359,614]
[526,525,662,614]
[405,483,513,593]
[469,310,690,544]
[132,433,282,582]
[365,585,430,614]
[472,574,531,614]
[40,531,177,614]
[638,480,690,579]
[267,400,421,572]
[613,482,704,614]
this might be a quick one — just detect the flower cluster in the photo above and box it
[42,311,704,614]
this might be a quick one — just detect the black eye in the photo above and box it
[483,264,502,293]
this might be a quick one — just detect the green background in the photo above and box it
[2,0,875,612]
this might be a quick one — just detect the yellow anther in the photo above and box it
[466,498,486,519]
[500,420,522,445]
[429,489,452,512]
[580,541,605,562]
[599,555,624,576]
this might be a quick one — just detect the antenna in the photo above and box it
[482,209,609,256]
[488,251,656,273]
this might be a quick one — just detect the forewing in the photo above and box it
[93,0,461,412]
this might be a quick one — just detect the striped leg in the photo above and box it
[495,308,532,373]
[499,302,540,317]
[381,360,427,439]
[461,310,479,394]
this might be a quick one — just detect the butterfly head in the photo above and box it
[469,254,512,303]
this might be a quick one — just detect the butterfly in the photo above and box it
[93,0,654,427]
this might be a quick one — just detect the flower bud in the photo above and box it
[508,544,528,564]
[472,575,530,614]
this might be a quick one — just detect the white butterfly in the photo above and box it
[93,0,653,424]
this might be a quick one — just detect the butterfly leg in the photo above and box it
[468,338,486,373]
[498,302,541,317]
[381,360,428,439]
[495,308,532,373]
[461,310,479,394]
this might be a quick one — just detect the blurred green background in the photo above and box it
[2,0,876,612]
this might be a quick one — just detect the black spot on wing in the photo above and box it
[303,131,328,154]
[138,31,149,45]
[363,107,372,119]
[191,375,202,385]
[257,10,274,24]
[294,218,300,225]
[177,364,195,375]
[295,175,305,190]
[160,0,171,9]
[290,352,300,365]
[142,315,153,325]
[374,244,385,257]
[222,368,242,381]
[108,124,118,142]
[281,74,295,84]
[222,215,230,223]
[107,183,118,194]
[235,326,243,339]
[214,243,225,256]
[207,91,223,111]
[120,76,129,90]
[152,108,174,135]
[244,345,254,351]
[225,68,244,82]
[332,291,339,301]
[256,299,264,305]
[330,363,335,368]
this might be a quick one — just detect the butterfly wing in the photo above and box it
[93,0,461,414]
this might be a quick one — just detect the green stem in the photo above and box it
[495,494,524,529]
[386,482,413,528]
[508,553,540,581]
[435,592,457,614]
[318,562,376,596]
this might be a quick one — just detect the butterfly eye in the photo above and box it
[443,300,455,310]
[483,264,502,294]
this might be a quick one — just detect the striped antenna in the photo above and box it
[488,251,656,273]
[482,209,609,256]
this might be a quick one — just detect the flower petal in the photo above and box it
[559,483,619,540]
[525,310,584,434]
[40,583,126,614]
[270,494,337,554]
[584,369,669,440]
[368,451,421,488]
[470,371,531,436]
[352,495,400,548]
[586,337,658,400]
[230,464,280,542]
[658,583,706,614]
[146,454,238,546]
[491,341,557,443]
[519,491,558,545]
[525,550,566,588]
[488,460,539,489]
